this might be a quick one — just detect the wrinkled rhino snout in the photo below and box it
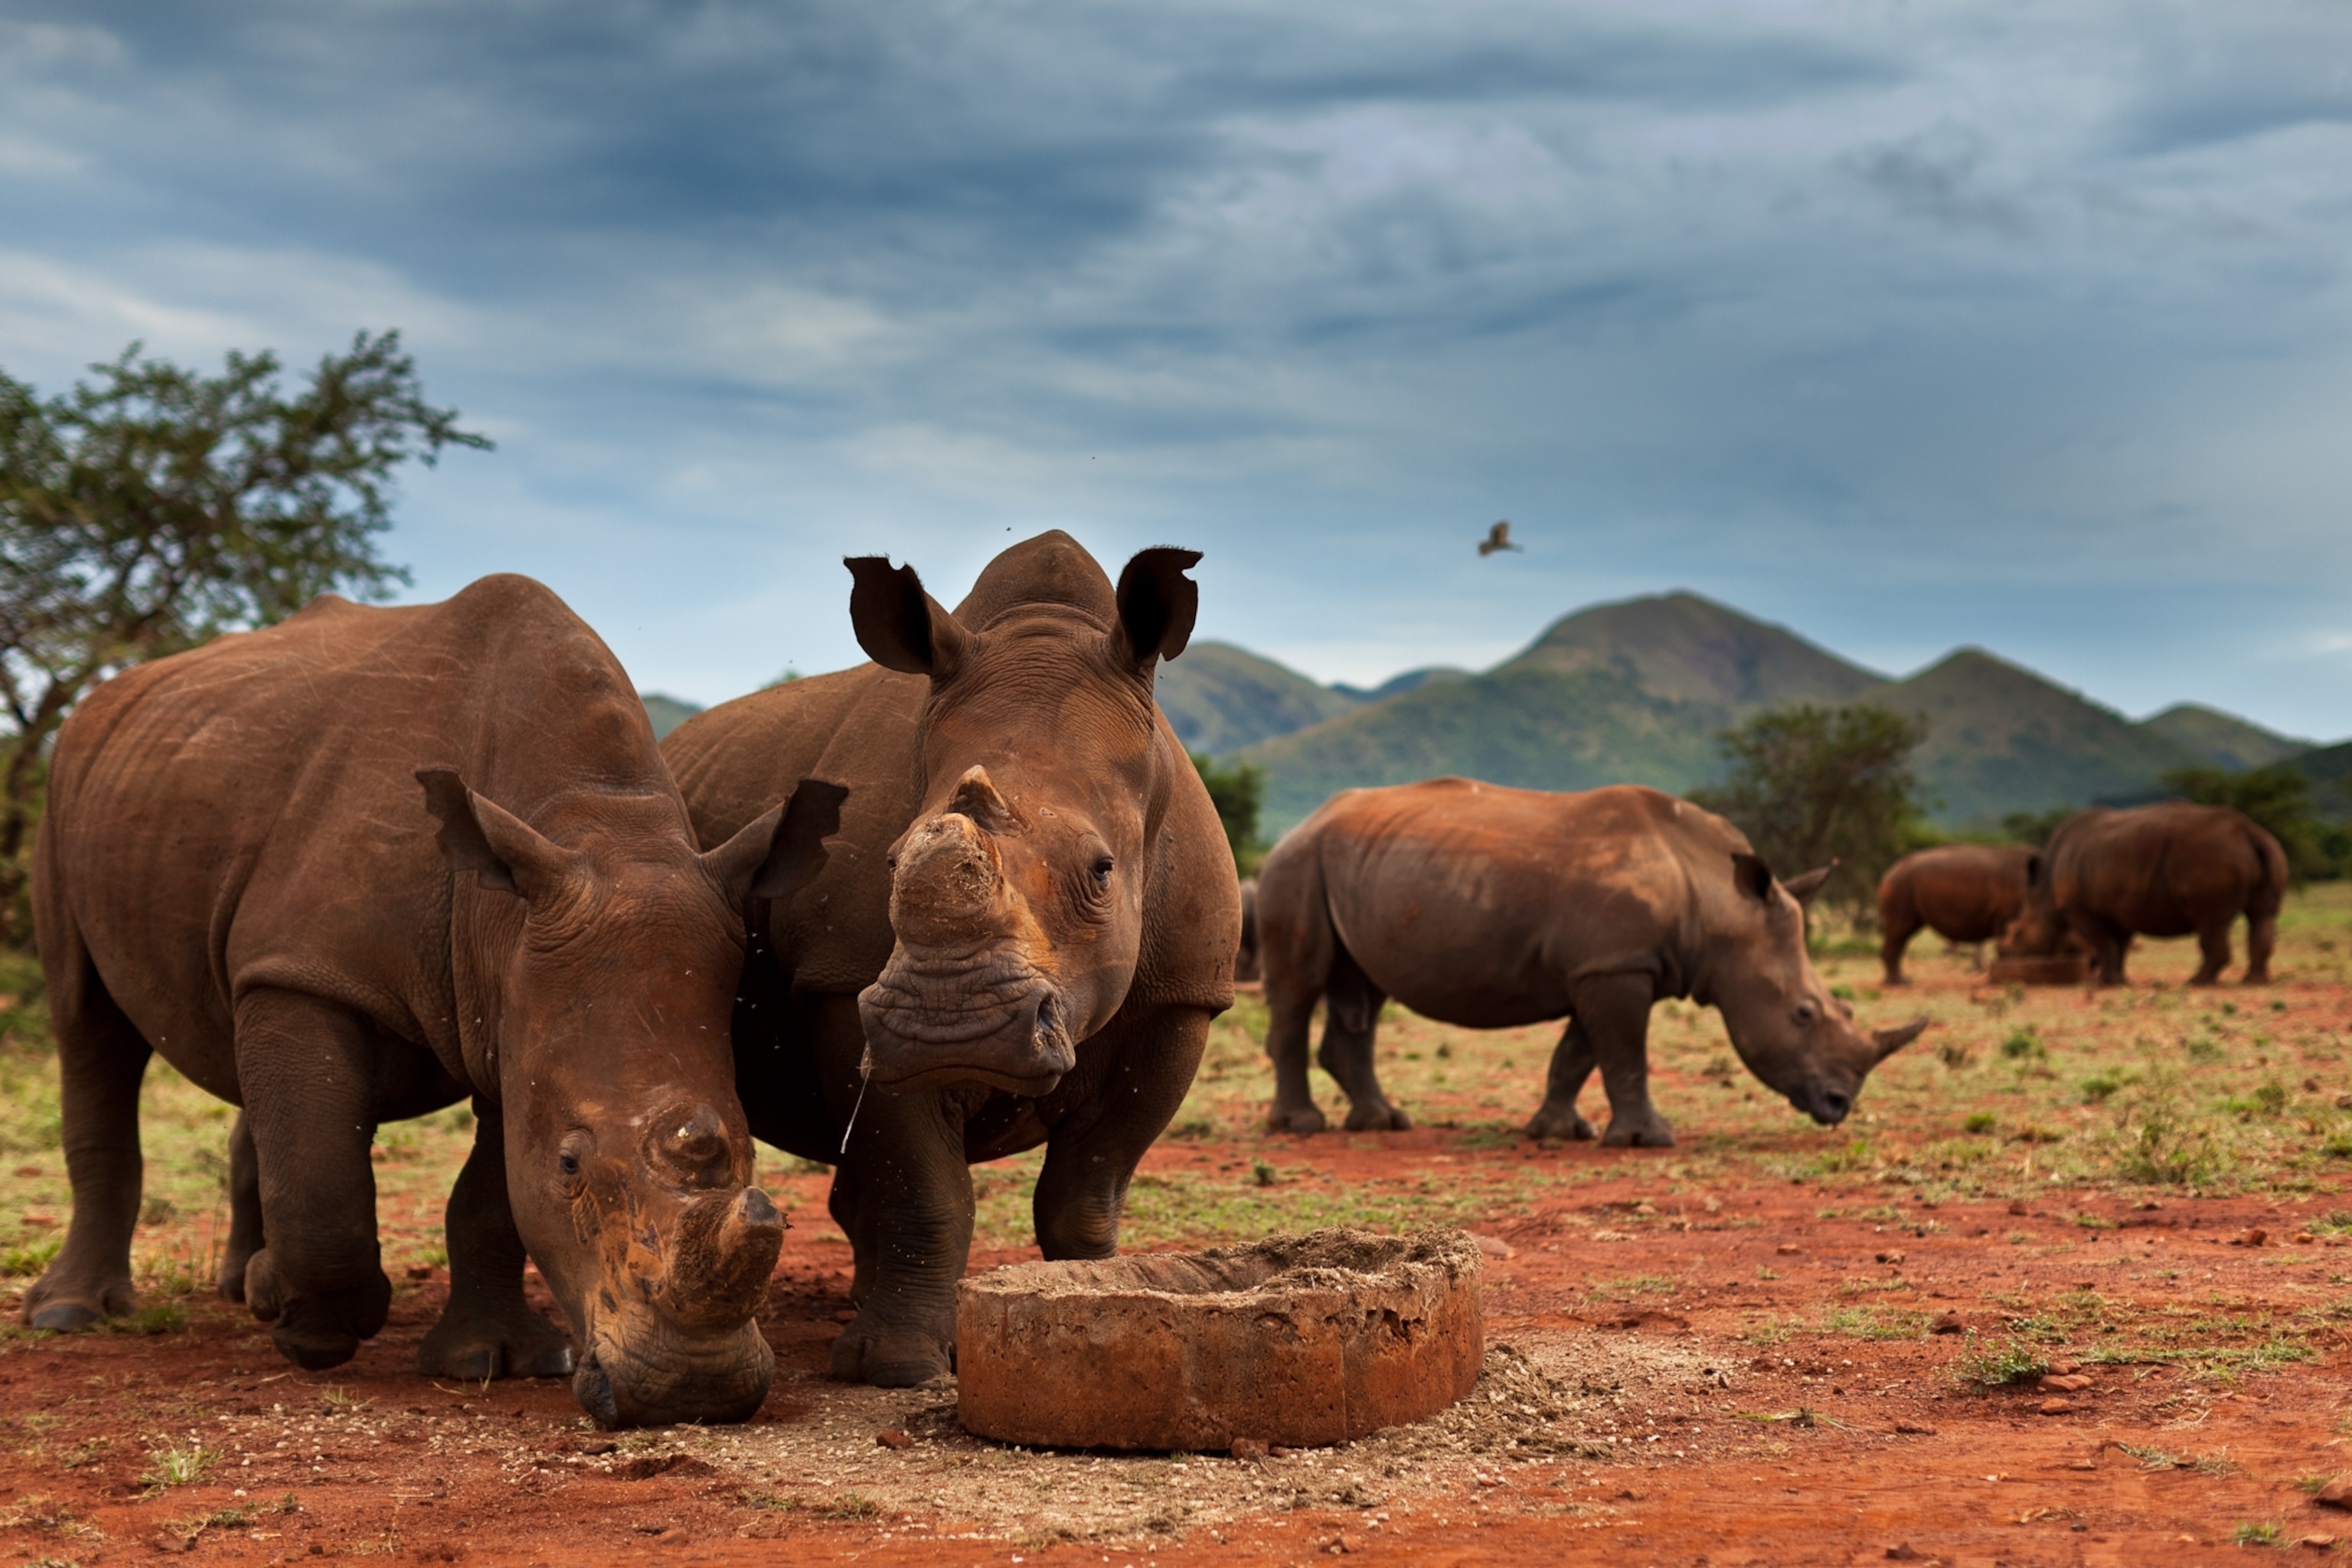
[1802,1086,1854,1125]
[570,1184,784,1429]
[858,957,1076,1094]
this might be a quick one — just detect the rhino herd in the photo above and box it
[17,533,2291,1427]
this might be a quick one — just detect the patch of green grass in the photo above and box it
[1821,1306,1931,1340]
[2078,1070,2127,1103]
[1963,1112,1996,1135]
[1951,1332,2048,1387]
[113,1301,188,1335]
[2233,1521,2281,1547]
[2118,1442,2181,1469]
[142,1442,214,1490]
[2001,1027,2046,1061]
[0,1233,60,1277]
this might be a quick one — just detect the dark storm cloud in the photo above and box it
[1,2,2348,736]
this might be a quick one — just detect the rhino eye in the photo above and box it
[1091,855,1115,886]
[1794,1000,1820,1025]
[557,1129,593,1187]
[559,1152,580,1176]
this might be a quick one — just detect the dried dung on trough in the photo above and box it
[956,1227,1483,1451]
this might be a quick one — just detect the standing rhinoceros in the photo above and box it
[663,532,1239,1387]
[25,576,843,1428]
[1876,843,2037,984]
[1255,779,1927,1145]
[1999,802,2288,985]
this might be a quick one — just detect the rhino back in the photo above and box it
[1309,780,1725,1027]
[41,576,673,1089]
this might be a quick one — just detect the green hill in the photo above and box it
[2138,703,2311,771]
[641,693,703,740]
[1857,650,2199,827]
[1155,640,1364,755]
[1241,593,1893,831]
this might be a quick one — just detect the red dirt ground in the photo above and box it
[8,946,2352,1565]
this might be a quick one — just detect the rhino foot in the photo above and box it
[1265,1099,1329,1135]
[245,1250,392,1370]
[420,1307,576,1380]
[19,1265,136,1332]
[1524,1103,1596,1142]
[830,1311,952,1388]
[1600,1116,1676,1148]
[1343,1100,1413,1132]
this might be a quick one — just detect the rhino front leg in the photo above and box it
[1574,972,1674,1148]
[217,1112,263,1302]
[418,1101,575,1380]
[1034,1006,1210,1259]
[234,988,393,1371]
[1524,1018,1599,1142]
[811,998,969,1388]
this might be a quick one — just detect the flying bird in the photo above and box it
[1477,520,1522,557]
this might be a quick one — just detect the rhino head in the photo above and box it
[420,769,845,1426]
[845,536,1199,1095]
[1710,854,1929,1125]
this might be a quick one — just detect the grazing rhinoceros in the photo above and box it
[1876,843,2037,984]
[1998,802,2287,985]
[663,532,1239,1387]
[1254,779,1927,1146]
[25,576,843,1428]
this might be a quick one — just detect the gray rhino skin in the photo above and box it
[663,532,1239,1387]
[1256,779,1926,1146]
[2000,802,2288,985]
[25,576,842,1428]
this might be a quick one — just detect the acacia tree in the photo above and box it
[0,332,489,939]
[1692,703,1932,919]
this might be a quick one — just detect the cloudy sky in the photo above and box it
[4,2,2348,737]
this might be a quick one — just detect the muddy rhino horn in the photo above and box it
[1872,1017,1931,1061]
[1781,861,1839,904]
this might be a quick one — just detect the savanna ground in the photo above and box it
[7,889,2352,1566]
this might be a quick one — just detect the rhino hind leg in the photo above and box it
[233,988,394,1371]
[217,1112,263,1303]
[1263,989,1328,1133]
[2246,909,2278,985]
[418,1102,574,1380]
[1317,966,1411,1132]
[2190,919,2234,987]
[1525,1018,1599,1142]
[21,945,149,1332]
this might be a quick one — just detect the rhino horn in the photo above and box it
[662,1187,786,1331]
[1872,1017,1931,1061]
[1782,860,1839,904]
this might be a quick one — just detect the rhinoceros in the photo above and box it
[1254,779,1927,1145]
[1876,843,2037,984]
[664,532,1239,1387]
[1234,876,1261,985]
[1999,802,2288,985]
[25,576,842,1427]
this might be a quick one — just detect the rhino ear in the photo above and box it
[416,767,580,902]
[1782,861,1838,904]
[846,556,970,678]
[704,776,848,912]
[1110,547,1203,674]
[2024,851,2044,888]
[1730,851,1775,903]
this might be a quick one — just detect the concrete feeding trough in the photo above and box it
[1987,953,2090,985]
[955,1228,1484,1452]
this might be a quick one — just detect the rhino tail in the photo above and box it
[2248,819,2292,910]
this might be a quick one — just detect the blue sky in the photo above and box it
[4,2,2348,737]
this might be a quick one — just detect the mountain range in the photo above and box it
[1162,593,2337,833]
[645,590,2342,835]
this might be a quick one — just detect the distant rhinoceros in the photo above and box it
[664,532,1239,1387]
[1234,875,1261,985]
[1254,779,1927,1145]
[26,576,843,1428]
[1999,802,2288,985]
[1876,843,2037,984]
